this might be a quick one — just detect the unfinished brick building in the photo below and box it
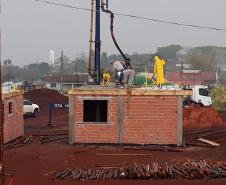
[3,91,24,143]
[68,88,191,146]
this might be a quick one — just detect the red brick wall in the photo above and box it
[73,96,118,143]
[3,93,24,144]
[71,95,181,145]
[122,96,178,145]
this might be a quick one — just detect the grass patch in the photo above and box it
[210,85,226,112]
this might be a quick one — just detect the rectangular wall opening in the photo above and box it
[83,100,108,123]
[8,102,13,115]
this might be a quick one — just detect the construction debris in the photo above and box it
[197,130,226,138]
[52,160,226,181]
[197,138,220,147]
[123,145,182,152]
[184,128,226,148]
[184,129,214,136]
[4,136,32,150]
[96,153,152,156]
[40,134,68,144]
[185,143,215,148]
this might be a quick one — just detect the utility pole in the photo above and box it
[60,51,63,93]
[94,0,101,85]
[36,57,39,80]
[21,66,24,83]
[0,0,5,184]
[180,60,183,85]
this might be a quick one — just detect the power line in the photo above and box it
[35,0,226,32]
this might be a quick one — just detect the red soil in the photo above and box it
[219,112,226,124]
[183,106,225,128]
[24,88,69,130]
[2,89,226,185]
[3,128,226,185]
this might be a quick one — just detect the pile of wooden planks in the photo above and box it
[52,160,226,180]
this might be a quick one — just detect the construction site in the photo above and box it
[0,88,225,185]
[1,0,226,185]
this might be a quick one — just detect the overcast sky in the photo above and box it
[1,0,226,66]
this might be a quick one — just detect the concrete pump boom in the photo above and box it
[101,0,131,62]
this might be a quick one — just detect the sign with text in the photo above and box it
[54,104,69,109]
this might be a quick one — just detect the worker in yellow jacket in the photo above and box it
[103,70,111,85]
[154,55,166,86]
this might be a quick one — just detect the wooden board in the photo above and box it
[68,88,192,96]
[198,138,220,146]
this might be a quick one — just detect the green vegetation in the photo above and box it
[157,45,182,59]
[210,86,226,112]
[4,45,226,83]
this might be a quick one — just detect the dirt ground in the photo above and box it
[2,89,226,185]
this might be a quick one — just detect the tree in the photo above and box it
[3,59,12,66]
[3,59,15,81]
[185,49,217,71]
[71,53,87,73]
[101,52,110,70]
[157,45,183,60]
[39,62,50,76]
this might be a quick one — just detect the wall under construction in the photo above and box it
[3,91,24,144]
[69,88,191,146]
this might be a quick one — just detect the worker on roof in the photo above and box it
[154,55,166,86]
[110,60,124,85]
[111,60,135,86]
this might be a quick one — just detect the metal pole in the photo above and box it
[88,0,94,76]
[60,51,63,93]
[48,102,53,127]
[106,0,109,9]
[36,57,39,80]
[94,0,101,85]
[180,58,183,85]
[0,2,5,183]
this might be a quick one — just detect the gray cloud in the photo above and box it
[2,0,226,65]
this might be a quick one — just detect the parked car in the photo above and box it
[23,99,40,117]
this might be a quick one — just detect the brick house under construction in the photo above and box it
[68,88,191,146]
[3,91,24,144]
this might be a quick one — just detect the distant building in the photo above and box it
[32,80,46,89]
[166,70,217,85]
[2,81,16,93]
[49,50,55,66]
[44,74,89,91]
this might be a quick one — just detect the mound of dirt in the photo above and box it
[183,106,225,128]
[24,88,68,112]
[24,88,69,128]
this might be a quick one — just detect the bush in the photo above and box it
[210,85,226,112]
